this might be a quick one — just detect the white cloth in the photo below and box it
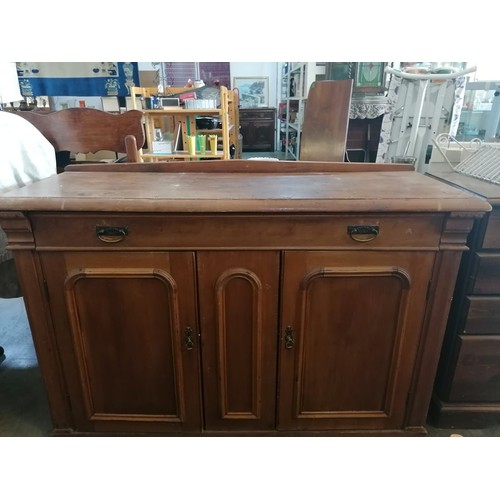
[0,111,57,193]
[0,110,57,263]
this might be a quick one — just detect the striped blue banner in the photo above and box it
[16,62,139,97]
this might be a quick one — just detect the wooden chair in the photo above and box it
[299,79,353,162]
[16,108,145,172]
[129,86,158,110]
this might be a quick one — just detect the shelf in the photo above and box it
[196,128,223,133]
[281,62,327,160]
[461,109,491,114]
[143,108,222,115]
[134,85,239,161]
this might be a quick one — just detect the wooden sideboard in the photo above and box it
[427,163,500,427]
[0,160,490,436]
[239,108,276,152]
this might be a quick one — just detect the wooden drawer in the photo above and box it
[471,253,500,294]
[240,108,276,121]
[483,210,500,249]
[448,335,500,402]
[31,213,444,251]
[464,296,500,334]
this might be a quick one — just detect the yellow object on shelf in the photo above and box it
[209,134,218,155]
[187,135,196,155]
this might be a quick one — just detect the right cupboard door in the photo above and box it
[278,251,436,432]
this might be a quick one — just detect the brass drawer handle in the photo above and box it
[347,225,379,242]
[96,226,128,243]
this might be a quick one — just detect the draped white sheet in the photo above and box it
[0,111,57,194]
[0,111,57,262]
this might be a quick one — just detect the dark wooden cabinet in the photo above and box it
[0,160,490,435]
[428,165,500,428]
[346,116,383,163]
[239,108,276,152]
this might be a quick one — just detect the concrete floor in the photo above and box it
[0,297,52,436]
[2,295,500,437]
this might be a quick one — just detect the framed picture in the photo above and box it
[325,62,387,95]
[354,62,387,94]
[233,77,269,108]
[325,62,356,81]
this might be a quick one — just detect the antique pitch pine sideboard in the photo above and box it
[0,160,491,436]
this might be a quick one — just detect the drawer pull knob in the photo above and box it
[96,226,128,243]
[347,225,379,242]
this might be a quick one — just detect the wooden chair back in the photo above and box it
[16,108,145,163]
[300,80,353,162]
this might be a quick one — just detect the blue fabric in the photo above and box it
[16,62,139,97]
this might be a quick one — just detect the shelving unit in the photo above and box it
[281,62,325,159]
[133,85,239,161]
[455,80,500,142]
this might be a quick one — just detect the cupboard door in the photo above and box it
[197,251,280,431]
[278,251,435,431]
[40,251,201,434]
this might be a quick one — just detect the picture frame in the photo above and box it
[354,62,387,94]
[233,76,269,108]
[173,121,185,154]
[324,62,387,95]
[325,62,356,82]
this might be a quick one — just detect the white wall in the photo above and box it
[139,62,281,108]
[229,62,281,108]
[51,96,104,110]
[467,62,500,81]
[138,62,156,71]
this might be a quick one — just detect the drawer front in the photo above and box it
[241,121,275,151]
[464,296,500,334]
[240,109,276,121]
[471,253,500,294]
[483,209,500,249]
[448,335,500,402]
[31,213,444,250]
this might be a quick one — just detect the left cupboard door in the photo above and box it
[40,251,202,435]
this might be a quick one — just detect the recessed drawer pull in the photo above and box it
[347,225,380,242]
[95,226,128,243]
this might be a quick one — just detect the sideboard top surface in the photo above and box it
[0,168,492,214]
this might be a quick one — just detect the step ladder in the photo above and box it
[376,66,476,173]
